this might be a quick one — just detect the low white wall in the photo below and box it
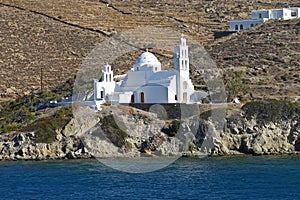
[252,10,269,19]
[229,19,264,31]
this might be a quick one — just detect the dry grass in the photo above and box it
[0,0,299,103]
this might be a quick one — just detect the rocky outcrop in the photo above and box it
[0,130,91,161]
[0,101,299,160]
[212,101,300,155]
[77,105,204,158]
[213,121,298,156]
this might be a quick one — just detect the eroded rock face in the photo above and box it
[0,131,91,161]
[79,105,205,158]
[213,106,300,156]
[0,103,299,161]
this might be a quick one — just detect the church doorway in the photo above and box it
[141,92,145,103]
[100,87,105,99]
[131,94,135,103]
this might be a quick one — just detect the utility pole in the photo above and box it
[198,15,200,33]
[40,67,43,93]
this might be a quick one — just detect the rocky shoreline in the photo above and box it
[0,131,92,161]
[1,101,299,161]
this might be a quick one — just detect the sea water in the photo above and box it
[0,156,299,199]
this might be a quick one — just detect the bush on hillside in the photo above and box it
[161,120,180,137]
[23,106,72,143]
[242,100,300,124]
[100,115,128,148]
[0,78,74,133]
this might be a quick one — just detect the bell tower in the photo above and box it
[94,63,115,108]
[174,34,189,75]
[174,35,191,103]
[102,64,113,83]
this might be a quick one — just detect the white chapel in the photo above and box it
[230,7,300,31]
[93,36,207,110]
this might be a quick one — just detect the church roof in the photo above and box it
[134,51,160,68]
[147,71,177,86]
[148,71,177,81]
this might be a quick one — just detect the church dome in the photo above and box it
[134,51,161,70]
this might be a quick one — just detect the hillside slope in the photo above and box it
[0,5,101,100]
[206,19,300,103]
[0,0,299,102]
[2,0,299,42]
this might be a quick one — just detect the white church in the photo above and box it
[230,7,300,31]
[93,36,207,110]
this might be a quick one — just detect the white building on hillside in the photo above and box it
[93,36,207,110]
[230,7,300,31]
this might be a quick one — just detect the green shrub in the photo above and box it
[169,120,180,137]
[242,100,300,124]
[0,99,37,133]
[0,78,74,133]
[224,71,249,102]
[23,106,72,143]
[2,123,23,133]
[162,120,180,137]
[100,115,128,148]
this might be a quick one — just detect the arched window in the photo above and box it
[109,74,112,82]
[240,24,244,30]
[141,92,145,103]
[106,74,108,82]
[259,13,262,18]
[235,24,238,30]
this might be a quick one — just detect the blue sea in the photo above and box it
[0,156,299,199]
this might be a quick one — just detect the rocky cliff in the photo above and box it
[0,101,299,161]
[215,101,300,155]
[0,130,90,160]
